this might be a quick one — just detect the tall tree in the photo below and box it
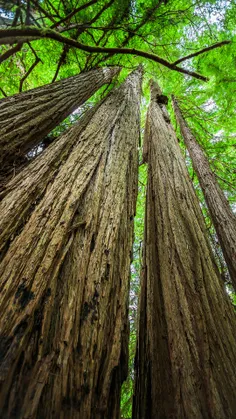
[0,66,119,183]
[133,82,236,419]
[0,100,102,260]
[172,96,236,289]
[0,67,142,418]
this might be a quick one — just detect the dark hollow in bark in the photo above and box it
[0,66,120,185]
[0,67,142,418]
[172,96,236,289]
[133,81,236,419]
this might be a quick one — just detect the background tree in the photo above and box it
[133,81,236,419]
[172,96,236,289]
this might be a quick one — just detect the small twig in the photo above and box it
[172,40,231,65]
[19,56,41,92]
[0,87,7,97]
[30,0,58,24]
[45,0,61,18]
[12,0,22,27]
[215,173,236,189]
[27,10,42,28]
[51,45,68,82]
[26,0,31,26]
[51,0,119,81]
[50,0,99,29]
[28,41,42,60]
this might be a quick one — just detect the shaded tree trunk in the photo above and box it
[0,67,142,418]
[133,81,236,419]
[0,101,102,260]
[0,66,120,184]
[172,96,236,289]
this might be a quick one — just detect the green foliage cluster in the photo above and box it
[0,1,235,417]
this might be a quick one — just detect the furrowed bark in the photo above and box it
[0,66,120,184]
[133,81,236,419]
[0,67,142,418]
[172,96,236,289]
[0,102,103,260]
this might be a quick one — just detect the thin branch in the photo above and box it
[28,41,42,59]
[51,45,68,82]
[0,41,23,64]
[90,1,174,68]
[45,0,61,18]
[19,42,42,91]
[51,0,115,81]
[26,0,31,26]
[173,40,231,65]
[0,27,208,81]
[50,0,99,29]
[0,87,7,97]
[12,0,22,27]
[30,0,58,24]
[19,56,41,92]
[214,173,236,189]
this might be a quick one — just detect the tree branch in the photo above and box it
[0,27,209,81]
[0,41,23,64]
[11,0,22,27]
[172,40,231,65]
[19,43,42,92]
[44,0,61,18]
[51,45,68,82]
[19,56,41,92]
[30,0,58,24]
[51,0,115,81]
[50,0,99,29]
[0,87,7,97]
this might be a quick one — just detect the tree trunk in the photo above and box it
[0,101,102,261]
[133,81,236,419]
[0,67,142,419]
[172,96,236,289]
[0,66,120,184]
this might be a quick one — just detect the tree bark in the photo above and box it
[133,81,236,419]
[0,101,102,261]
[172,96,236,289]
[0,67,142,418]
[0,66,120,184]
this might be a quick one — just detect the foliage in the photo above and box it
[0,1,235,417]
[121,162,147,418]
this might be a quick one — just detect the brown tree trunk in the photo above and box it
[0,67,142,418]
[133,81,236,419]
[0,101,102,261]
[172,96,236,289]
[0,66,120,184]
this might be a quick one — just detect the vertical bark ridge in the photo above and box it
[133,81,236,419]
[172,96,236,288]
[0,101,104,260]
[0,67,142,418]
[0,66,120,183]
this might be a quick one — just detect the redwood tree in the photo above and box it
[0,101,102,260]
[172,96,236,289]
[0,66,120,183]
[133,82,236,419]
[0,67,142,419]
